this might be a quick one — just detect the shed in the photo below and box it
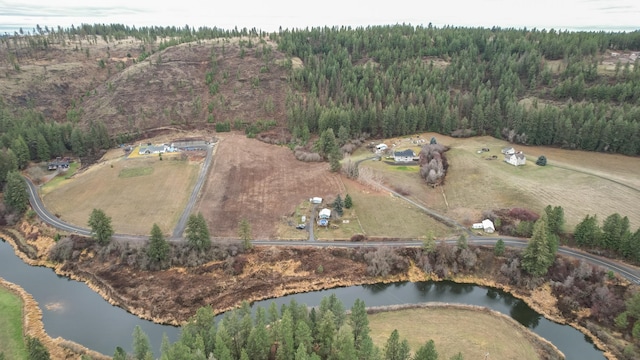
[376,143,388,151]
[311,197,323,204]
[472,223,484,229]
[482,219,495,233]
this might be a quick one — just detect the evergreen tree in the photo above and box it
[294,344,310,360]
[350,298,374,360]
[449,353,464,360]
[132,325,153,360]
[413,339,438,360]
[246,310,270,360]
[147,223,170,268]
[602,213,629,252]
[277,309,295,360]
[3,171,28,214]
[383,329,410,360]
[11,136,29,169]
[329,152,341,172]
[113,346,127,360]
[536,155,547,166]
[333,195,344,217]
[574,214,601,248]
[317,310,336,359]
[334,324,358,360]
[494,239,505,256]
[544,205,565,235]
[88,208,114,245]
[344,194,353,209]
[26,336,50,360]
[456,234,468,249]
[238,218,253,250]
[521,215,555,277]
[0,149,17,184]
[186,213,211,252]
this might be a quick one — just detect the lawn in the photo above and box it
[0,285,27,360]
[42,155,199,235]
[368,306,542,360]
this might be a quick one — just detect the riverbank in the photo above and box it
[0,223,623,359]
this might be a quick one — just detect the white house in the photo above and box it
[375,143,388,151]
[319,208,331,219]
[505,152,526,166]
[393,149,416,162]
[501,147,515,155]
[472,223,484,230]
[482,219,495,233]
[139,143,172,155]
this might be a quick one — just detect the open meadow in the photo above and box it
[41,149,199,235]
[360,133,640,231]
[368,306,543,360]
[0,285,27,360]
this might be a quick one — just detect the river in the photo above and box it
[0,239,604,359]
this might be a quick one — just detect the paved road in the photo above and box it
[172,144,215,238]
[23,154,640,284]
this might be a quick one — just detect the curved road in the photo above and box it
[22,154,640,284]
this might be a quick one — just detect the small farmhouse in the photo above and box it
[482,219,495,233]
[317,208,331,226]
[139,144,173,155]
[393,149,416,162]
[501,147,515,155]
[505,152,526,166]
[48,157,70,171]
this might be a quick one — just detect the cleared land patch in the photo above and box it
[196,133,345,239]
[42,154,199,235]
[368,306,544,360]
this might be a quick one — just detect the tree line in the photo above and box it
[278,25,640,155]
[118,295,458,360]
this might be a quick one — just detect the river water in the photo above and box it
[0,239,604,359]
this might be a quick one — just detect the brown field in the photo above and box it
[195,133,345,239]
[368,306,543,360]
[361,133,640,230]
[41,150,200,235]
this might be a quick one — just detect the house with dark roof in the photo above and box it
[393,149,416,162]
[48,157,70,171]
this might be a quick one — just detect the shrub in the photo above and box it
[364,247,406,276]
[508,208,540,222]
[48,237,74,262]
[350,234,366,242]
[536,155,547,166]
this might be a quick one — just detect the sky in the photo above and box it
[1,0,639,34]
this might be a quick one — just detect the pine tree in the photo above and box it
[574,215,601,248]
[333,195,344,217]
[132,325,152,360]
[0,149,17,184]
[521,215,555,277]
[3,171,28,214]
[11,136,30,169]
[88,208,114,245]
[383,329,410,360]
[350,298,374,360]
[147,223,169,267]
[494,239,505,256]
[413,339,438,360]
[238,218,253,250]
[186,213,211,251]
[344,194,353,209]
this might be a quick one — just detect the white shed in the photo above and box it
[472,223,484,229]
[311,197,323,204]
[482,219,495,233]
[376,143,388,151]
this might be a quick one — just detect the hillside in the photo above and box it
[0,34,291,134]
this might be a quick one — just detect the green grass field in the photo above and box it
[0,286,27,360]
[118,166,154,178]
[368,307,541,360]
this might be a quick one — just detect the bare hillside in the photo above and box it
[0,36,291,134]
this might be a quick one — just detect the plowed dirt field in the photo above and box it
[196,133,344,238]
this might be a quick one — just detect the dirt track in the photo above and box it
[196,133,344,238]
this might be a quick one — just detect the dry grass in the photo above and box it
[360,132,640,231]
[42,153,199,235]
[368,307,541,360]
